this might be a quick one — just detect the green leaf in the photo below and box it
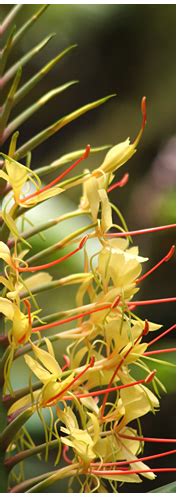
[13,44,77,107]
[0,68,22,136]
[35,145,111,178]
[4,81,78,142]
[149,481,176,493]
[12,5,49,48]
[0,5,23,37]
[2,33,55,89]
[14,94,116,160]
[0,407,34,450]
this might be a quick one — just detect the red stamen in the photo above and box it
[91,468,176,476]
[62,445,72,464]
[141,96,147,131]
[46,357,95,405]
[100,322,150,418]
[106,223,176,238]
[17,236,88,273]
[148,324,176,347]
[136,245,175,283]
[108,173,129,193]
[90,449,176,468]
[32,298,120,333]
[21,144,91,203]
[144,348,176,357]
[23,299,32,326]
[63,375,154,402]
[117,433,176,443]
[127,297,176,307]
[62,354,70,372]
[145,369,157,383]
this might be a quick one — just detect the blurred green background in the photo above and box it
[1,4,176,493]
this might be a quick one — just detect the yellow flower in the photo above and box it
[0,297,32,344]
[80,170,112,232]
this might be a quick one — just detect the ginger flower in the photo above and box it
[79,171,112,232]
[0,297,32,345]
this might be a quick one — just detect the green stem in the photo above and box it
[0,341,9,492]
[8,209,90,248]
[25,222,97,266]
[5,439,60,470]
[9,463,79,493]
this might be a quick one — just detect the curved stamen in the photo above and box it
[108,173,129,193]
[23,299,32,326]
[136,245,175,283]
[17,235,88,273]
[20,144,90,203]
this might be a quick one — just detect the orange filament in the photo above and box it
[20,144,91,204]
[100,320,150,418]
[136,245,175,283]
[106,223,176,238]
[116,433,176,444]
[126,297,176,307]
[32,297,120,333]
[144,347,176,356]
[17,235,88,273]
[148,324,176,347]
[63,373,155,402]
[91,468,176,476]
[90,449,176,468]
[108,173,129,193]
[46,356,95,405]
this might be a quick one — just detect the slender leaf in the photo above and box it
[12,5,49,48]
[14,94,116,160]
[13,44,77,107]
[4,81,78,141]
[35,145,111,178]
[0,68,22,136]
[149,481,176,493]
[2,33,55,88]
[0,5,23,37]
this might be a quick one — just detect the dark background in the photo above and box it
[0,4,176,492]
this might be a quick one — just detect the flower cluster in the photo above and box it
[0,97,176,493]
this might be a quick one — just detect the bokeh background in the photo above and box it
[1,4,176,493]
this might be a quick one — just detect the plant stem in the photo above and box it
[0,341,9,492]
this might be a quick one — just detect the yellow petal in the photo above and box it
[31,343,62,377]
[0,297,15,321]
[24,354,51,383]
[0,242,12,266]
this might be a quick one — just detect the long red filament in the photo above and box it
[106,224,176,238]
[136,245,175,283]
[90,449,176,468]
[91,468,176,476]
[63,375,154,402]
[148,324,176,347]
[117,433,176,443]
[17,236,88,273]
[21,144,90,203]
[126,297,176,307]
[46,356,95,405]
[144,347,176,356]
[32,299,119,333]
[108,173,129,193]
[100,320,149,418]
